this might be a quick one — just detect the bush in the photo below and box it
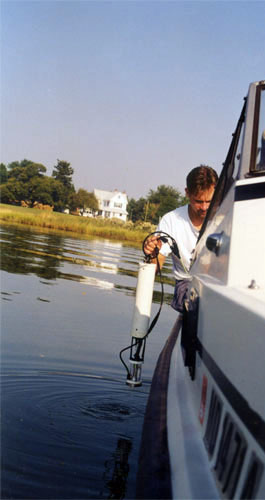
[134,221,156,232]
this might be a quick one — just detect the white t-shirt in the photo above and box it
[157,204,199,280]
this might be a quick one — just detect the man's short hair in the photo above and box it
[186,165,218,194]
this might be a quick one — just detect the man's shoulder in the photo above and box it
[161,204,188,222]
[158,204,188,232]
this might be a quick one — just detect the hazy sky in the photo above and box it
[1,1,265,199]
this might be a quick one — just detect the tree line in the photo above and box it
[0,159,187,224]
[0,159,98,213]
[127,185,187,224]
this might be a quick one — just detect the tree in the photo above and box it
[0,178,28,204]
[69,189,99,211]
[52,159,74,189]
[0,172,65,208]
[0,183,17,204]
[87,193,99,211]
[127,197,147,222]
[7,159,46,182]
[51,159,75,210]
[0,163,8,184]
[28,177,65,207]
[147,185,187,224]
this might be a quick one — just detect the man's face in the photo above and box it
[185,185,215,223]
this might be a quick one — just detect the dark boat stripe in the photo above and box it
[197,339,265,452]
[235,182,265,201]
[136,317,182,500]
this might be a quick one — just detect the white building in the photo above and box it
[94,189,128,222]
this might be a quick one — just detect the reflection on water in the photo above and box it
[0,224,174,301]
[103,437,132,499]
[81,276,115,290]
[0,224,176,499]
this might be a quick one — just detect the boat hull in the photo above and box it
[136,317,181,500]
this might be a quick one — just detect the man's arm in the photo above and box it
[153,253,165,273]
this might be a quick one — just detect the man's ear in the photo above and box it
[185,188,190,199]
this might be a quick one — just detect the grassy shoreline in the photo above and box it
[0,204,155,244]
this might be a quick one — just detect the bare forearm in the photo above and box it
[152,253,165,273]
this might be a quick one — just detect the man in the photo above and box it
[144,165,218,313]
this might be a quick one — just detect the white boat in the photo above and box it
[136,80,265,499]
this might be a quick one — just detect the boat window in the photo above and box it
[233,118,245,180]
[255,88,265,171]
[198,100,246,241]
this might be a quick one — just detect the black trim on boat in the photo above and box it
[197,339,265,453]
[235,182,265,201]
[136,317,182,500]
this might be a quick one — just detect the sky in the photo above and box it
[1,0,265,200]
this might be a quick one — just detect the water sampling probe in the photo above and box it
[119,231,180,387]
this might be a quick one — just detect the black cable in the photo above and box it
[146,254,163,335]
[119,341,138,378]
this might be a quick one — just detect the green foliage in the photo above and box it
[1,162,65,209]
[52,159,74,189]
[51,159,75,210]
[0,183,17,203]
[0,178,28,203]
[85,192,99,211]
[7,159,46,182]
[0,163,8,183]
[127,197,147,222]
[146,184,187,224]
[28,177,65,207]
[69,188,99,211]
[128,185,187,224]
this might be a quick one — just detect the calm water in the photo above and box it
[0,224,177,499]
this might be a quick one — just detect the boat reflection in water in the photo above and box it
[103,437,132,499]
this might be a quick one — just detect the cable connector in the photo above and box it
[170,241,181,259]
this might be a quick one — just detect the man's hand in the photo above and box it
[144,235,162,258]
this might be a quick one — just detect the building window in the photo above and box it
[114,202,122,208]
